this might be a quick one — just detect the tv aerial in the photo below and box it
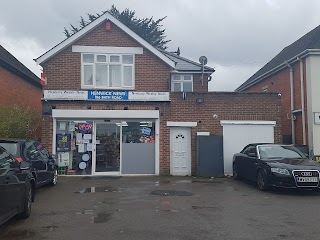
[199,56,208,85]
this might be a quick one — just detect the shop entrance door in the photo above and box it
[93,122,121,175]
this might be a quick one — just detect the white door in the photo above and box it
[221,121,275,175]
[170,128,191,176]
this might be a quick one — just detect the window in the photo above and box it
[171,75,193,92]
[82,53,134,89]
[0,147,18,169]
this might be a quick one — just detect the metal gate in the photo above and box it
[196,135,224,177]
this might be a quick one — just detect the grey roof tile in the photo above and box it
[236,24,320,91]
[0,45,41,87]
[161,50,215,73]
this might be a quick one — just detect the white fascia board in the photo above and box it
[52,109,159,119]
[220,120,276,126]
[166,121,197,127]
[72,45,143,54]
[36,12,175,68]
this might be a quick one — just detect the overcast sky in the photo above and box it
[1,0,320,91]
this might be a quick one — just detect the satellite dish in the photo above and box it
[199,56,208,65]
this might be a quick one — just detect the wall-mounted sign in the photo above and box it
[128,91,170,101]
[88,90,128,100]
[44,90,87,100]
[315,113,320,124]
[315,156,320,163]
[56,133,71,152]
[43,90,170,101]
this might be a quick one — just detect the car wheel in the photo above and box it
[50,169,58,186]
[257,170,269,191]
[233,164,241,180]
[19,182,32,219]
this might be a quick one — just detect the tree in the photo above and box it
[64,5,170,50]
[0,104,41,139]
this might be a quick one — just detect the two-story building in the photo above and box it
[36,12,283,176]
[236,24,320,162]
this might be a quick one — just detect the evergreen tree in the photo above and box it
[64,5,170,50]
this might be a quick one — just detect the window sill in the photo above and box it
[81,86,135,91]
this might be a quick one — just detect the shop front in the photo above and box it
[52,110,159,176]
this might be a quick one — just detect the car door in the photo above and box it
[23,141,47,186]
[245,147,259,181]
[0,148,24,222]
[35,142,53,183]
[240,146,257,181]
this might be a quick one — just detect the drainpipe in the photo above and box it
[286,61,295,144]
[298,57,307,145]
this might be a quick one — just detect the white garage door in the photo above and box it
[221,121,276,175]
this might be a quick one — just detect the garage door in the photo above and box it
[221,121,276,175]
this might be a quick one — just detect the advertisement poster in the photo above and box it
[78,122,93,134]
[56,133,71,152]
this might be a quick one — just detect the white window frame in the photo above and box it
[81,53,135,90]
[171,74,193,92]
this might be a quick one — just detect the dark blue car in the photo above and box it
[0,146,35,225]
[0,139,58,187]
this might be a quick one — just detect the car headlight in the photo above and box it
[271,168,290,175]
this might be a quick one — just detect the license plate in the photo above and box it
[296,177,319,183]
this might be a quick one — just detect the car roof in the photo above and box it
[0,138,33,143]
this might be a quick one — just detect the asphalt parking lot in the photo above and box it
[1,176,320,240]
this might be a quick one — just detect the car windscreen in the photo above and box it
[0,143,19,156]
[258,145,304,160]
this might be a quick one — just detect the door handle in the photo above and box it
[5,176,10,184]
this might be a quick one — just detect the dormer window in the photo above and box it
[171,74,193,92]
[82,53,134,89]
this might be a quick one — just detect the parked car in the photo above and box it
[0,139,58,187]
[0,146,35,225]
[233,144,320,191]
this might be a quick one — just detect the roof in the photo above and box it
[35,11,175,68]
[236,24,320,91]
[161,50,215,73]
[0,45,41,88]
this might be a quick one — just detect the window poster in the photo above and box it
[56,133,71,152]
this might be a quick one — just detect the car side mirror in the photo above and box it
[248,153,257,157]
[20,161,31,171]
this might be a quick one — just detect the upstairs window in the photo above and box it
[171,75,193,92]
[82,53,134,89]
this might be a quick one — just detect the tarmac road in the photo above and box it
[1,176,320,240]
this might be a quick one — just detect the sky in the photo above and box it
[1,0,320,91]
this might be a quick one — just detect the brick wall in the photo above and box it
[0,67,42,139]
[244,61,307,145]
[42,92,282,175]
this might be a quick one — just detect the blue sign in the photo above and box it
[142,127,151,136]
[88,90,128,100]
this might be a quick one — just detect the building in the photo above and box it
[36,12,282,176]
[236,25,320,162]
[0,45,42,139]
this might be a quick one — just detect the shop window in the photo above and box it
[82,53,134,89]
[122,121,155,144]
[56,121,93,175]
[171,74,193,92]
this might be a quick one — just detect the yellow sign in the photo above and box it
[315,156,320,163]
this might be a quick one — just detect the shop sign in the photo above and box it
[128,91,170,101]
[78,122,93,134]
[315,113,320,124]
[88,90,128,100]
[43,90,87,100]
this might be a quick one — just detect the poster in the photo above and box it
[87,143,93,151]
[59,122,67,130]
[78,144,85,153]
[69,122,76,131]
[83,134,92,140]
[56,133,71,152]
[76,133,83,141]
[58,152,70,167]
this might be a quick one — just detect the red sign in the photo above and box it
[41,73,47,87]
